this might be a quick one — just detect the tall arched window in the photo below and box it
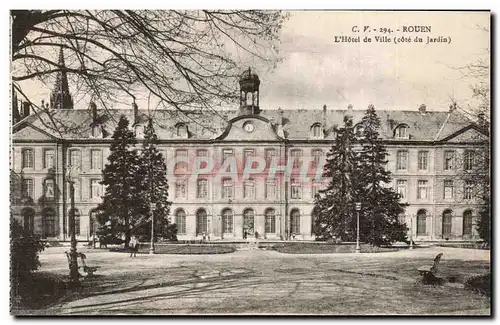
[243,209,254,236]
[290,209,301,235]
[22,207,35,234]
[416,209,427,236]
[463,210,474,236]
[265,208,276,234]
[176,209,186,234]
[442,209,453,238]
[42,208,57,237]
[221,208,233,234]
[196,209,207,235]
[89,209,99,237]
[311,207,320,236]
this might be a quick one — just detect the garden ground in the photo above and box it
[14,245,491,315]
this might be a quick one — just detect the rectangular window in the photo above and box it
[244,148,255,167]
[418,151,428,170]
[464,150,475,171]
[396,180,407,199]
[175,149,188,157]
[265,148,276,167]
[22,149,34,168]
[197,179,208,199]
[464,181,474,199]
[22,179,34,198]
[311,181,321,199]
[396,151,408,171]
[70,150,81,168]
[444,180,454,199]
[244,179,255,199]
[266,180,276,199]
[91,150,102,170]
[417,180,428,200]
[291,178,302,199]
[197,149,208,157]
[291,150,302,169]
[312,149,323,169]
[175,179,187,199]
[444,150,455,170]
[222,178,234,199]
[44,179,55,198]
[44,149,55,169]
[222,149,233,164]
[90,179,102,199]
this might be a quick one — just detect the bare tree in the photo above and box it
[11,10,286,119]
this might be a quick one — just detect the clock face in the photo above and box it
[243,122,255,133]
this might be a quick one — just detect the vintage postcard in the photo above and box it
[10,10,491,316]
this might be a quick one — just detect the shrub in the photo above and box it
[10,218,46,301]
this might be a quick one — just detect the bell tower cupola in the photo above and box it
[239,67,260,115]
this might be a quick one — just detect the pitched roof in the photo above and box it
[13,107,474,142]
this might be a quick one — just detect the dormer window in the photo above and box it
[311,123,323,138]
[91,125,101,138]
[176,123,188,138]
[135,125,144,138]
[395,125,409,139]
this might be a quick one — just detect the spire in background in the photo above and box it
[50,47,74,109]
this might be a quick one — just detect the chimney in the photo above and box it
[90,102,97,123]
[22,102,31,118]
[277,107,283,125]
[449,102,457,112]
[322,104,327,127]
[419,104,427,115]
[132,100,138,124]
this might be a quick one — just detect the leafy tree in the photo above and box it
[97,115,143,247]
[357,105,408,246]
[314,115,359,241]
[136,119,172,241]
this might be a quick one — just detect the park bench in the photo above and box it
[65,251,100,277]
[418,253,443,283]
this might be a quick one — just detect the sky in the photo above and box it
[18,10,490,113]
[258,11,490,112]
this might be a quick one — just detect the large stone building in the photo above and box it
[11,55,488,242]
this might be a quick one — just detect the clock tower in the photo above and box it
[239,67,260,115]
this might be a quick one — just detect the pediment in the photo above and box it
[216,116,282,141]
[440,125,489,143]
[13,125,57,141]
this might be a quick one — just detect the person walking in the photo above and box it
[129,235,138,257]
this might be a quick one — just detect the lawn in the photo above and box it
[136,244,236,255]
[266,242,403,254]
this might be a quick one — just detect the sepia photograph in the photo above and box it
[9,9,491,316]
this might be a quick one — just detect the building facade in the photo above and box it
[11,61,488,242]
